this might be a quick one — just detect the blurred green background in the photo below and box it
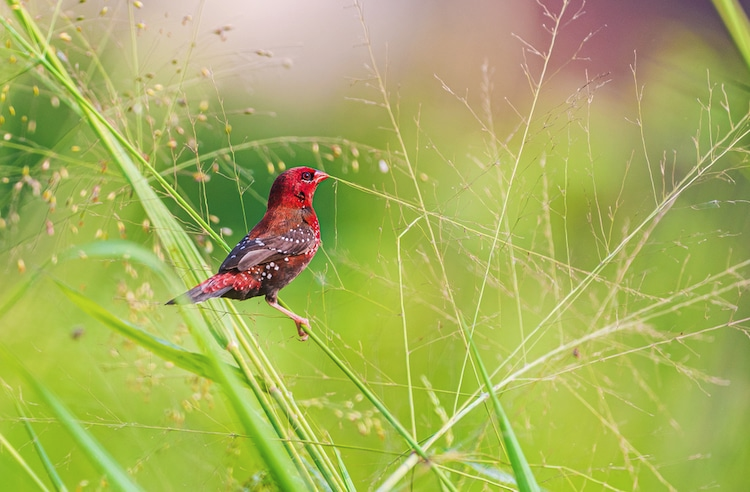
[2,0,750,490]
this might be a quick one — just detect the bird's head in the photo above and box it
[267,166,329,210]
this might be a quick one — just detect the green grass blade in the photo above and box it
[56,240,179,289]
[16,402,66,492]
[712,0,750,71]
[459,314,539,492]
[332,446,356,492]
[56,282,253,388]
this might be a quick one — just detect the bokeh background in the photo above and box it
[2,0,750,490]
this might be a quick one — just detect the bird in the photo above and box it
[167,166,329,341]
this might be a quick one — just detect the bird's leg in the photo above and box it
[265,295,309,341]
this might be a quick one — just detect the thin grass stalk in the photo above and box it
[397,217,423,439]
[332,447,356,492]
[353,0,486,434]
[474,0,574,370]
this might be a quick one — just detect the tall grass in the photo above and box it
[1,0,749,490]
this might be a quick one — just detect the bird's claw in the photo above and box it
[296,318,309,341]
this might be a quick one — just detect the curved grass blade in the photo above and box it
[712,0,750,71]
[459,315,539,492]
[56,240,181,290]
[56,281,254,389]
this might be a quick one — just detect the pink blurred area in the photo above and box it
[104,1,744,114]
[178,1,742,109]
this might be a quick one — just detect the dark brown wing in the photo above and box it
[219,223,318,273]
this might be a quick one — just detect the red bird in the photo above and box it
[168,167,329,340]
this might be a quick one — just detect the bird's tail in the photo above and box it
[165,273,235,305]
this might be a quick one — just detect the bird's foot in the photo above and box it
[265,297,310,341]
[295,317,310,341]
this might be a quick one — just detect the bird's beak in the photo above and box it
[314,170,329,184]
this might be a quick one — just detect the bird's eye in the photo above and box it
[301,171,313,182]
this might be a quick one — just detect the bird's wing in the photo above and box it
[219,223,318,272]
